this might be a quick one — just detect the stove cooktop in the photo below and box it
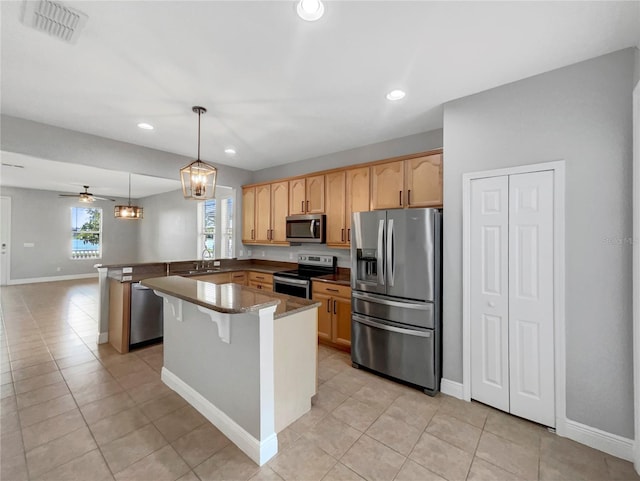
[274,254,337,281]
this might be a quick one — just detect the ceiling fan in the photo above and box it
[58,185,115,203]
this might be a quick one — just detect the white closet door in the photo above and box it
[508,171,555,427]
[470,176,510,411]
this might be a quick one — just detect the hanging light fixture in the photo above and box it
[180,106,217,200]
[114,173,143,219]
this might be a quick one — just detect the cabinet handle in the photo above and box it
[326,299,331,313]
[408,189,411,205]
[326,288,339,293]
[399,191,403,206]
[266,230,270,240]
[333,300,337,315]
[301,201,305,212]
[251,229,254,240]
[306,200,310,212]
[256,276,264,280]
[347,228,350,242]
[270,229,274,240]
[341,228,345,242]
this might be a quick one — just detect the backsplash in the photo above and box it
[242,243,351,268]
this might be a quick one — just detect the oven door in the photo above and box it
[273,276,311,299]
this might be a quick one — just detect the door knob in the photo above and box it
[488,301,496,307]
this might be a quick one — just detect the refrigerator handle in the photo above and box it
[387,218,395,287]
[377,219,385,286]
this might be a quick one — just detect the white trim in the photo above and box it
[440,378,464,399]
[0,196,11,286]
[462,160,566,431]
[162,366,278,466]
[96,332,108,344]
[564,419,634,462]
[7,272,98,285]
[632,80,640,473]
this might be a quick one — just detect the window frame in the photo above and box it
[197,187,235,260]
[70,206,103,260]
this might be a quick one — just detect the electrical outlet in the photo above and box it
[239,249,244,257]
[247,250,252,256]
[261,250,266,257]
[214,261,221,267]
[289,252,294,260]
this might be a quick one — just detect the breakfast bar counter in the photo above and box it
[139,275,319,466]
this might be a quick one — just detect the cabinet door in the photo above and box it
[371,161,404,210]
[270,181,289,244]
[306,175,325,214]
[325,171,347,246]
[242,187,256,243]
[313,292,333,342]
[346,167,370,244]
[406,154,443,207]
[332,296,352,348]
[255,184,272,243]
[289,178,306,215]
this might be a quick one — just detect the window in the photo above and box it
[71,207,102,259]
[198,187,235,259]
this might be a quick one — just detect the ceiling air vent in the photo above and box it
[20,0,88,44]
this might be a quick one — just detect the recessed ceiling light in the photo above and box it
[137,122,154,130]
[386,90,406,101]
[224,148,237,156]
[297,0,325,21]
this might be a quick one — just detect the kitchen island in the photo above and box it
[140,275,319,466]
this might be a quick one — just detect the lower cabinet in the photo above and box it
[248,271,273,291]
[312,281,351,350]
[229,271,247,286]
[108,279,131,354]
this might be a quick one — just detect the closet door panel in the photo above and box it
[508,170,555,427]
[470,176,510,412]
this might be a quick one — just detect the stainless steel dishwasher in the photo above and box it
[130,282,163,348]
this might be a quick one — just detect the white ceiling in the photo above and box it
[0,151,181,198]
[1,1,639,174]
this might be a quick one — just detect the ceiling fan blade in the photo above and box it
[93,196,116,202]
[59,193,82,197]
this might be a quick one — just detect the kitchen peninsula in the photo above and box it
[141,275,319,466]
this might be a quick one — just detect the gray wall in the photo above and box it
[442,48,636,438]
[251,129,443,184]
[1,186,139,280]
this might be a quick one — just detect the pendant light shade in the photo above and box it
[114,173,143,219]
[181,106,217,200]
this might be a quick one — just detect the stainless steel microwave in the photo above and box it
[286,214,326,243]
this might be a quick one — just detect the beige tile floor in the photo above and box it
[1,279,639,481]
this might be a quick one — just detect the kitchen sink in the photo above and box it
[173,268,222,275]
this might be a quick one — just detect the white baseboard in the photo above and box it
[97,332,108,344]
[161,367,277,466]
[440,378,464,399]
[7,272,98,285]
[561,419,634,462]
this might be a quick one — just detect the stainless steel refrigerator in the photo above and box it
[350,208,442,395]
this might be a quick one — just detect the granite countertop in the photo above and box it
[313,273,351,286]
[141,276,319,319]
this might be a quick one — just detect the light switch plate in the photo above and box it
[123,275,132,281]
[122,267,133,273]
[23,242,34,248]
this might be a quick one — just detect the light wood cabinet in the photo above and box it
[325,171,347,246]
[270,181,289,244]
[371,160,404,209]
[248,271,273,291]
[405,153,443,208]
[312,281,351,350]
[371,154,443,210]
[289,175,325,214]
[242,187,256,243]
[327,167,371,248]
[190,272,231,283]
[243,182,289,245]
[230,271,247,286]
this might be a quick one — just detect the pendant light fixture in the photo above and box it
[180,106,217,200]
[114,173,143,219]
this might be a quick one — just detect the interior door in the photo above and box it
[470,176,510,412]
[1,197,11,286]
[386,209,436,302]
[508,171,555,427]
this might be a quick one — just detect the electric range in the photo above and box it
[273,254,337,299]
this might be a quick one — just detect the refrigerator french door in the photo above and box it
[351,208,442,395]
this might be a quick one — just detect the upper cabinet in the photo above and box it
[242,181,289,245]
[327,167,370,248]
[405,153,443,208]
[371,153,443,210]
[242,187,256,243]
[289,175,325,214]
